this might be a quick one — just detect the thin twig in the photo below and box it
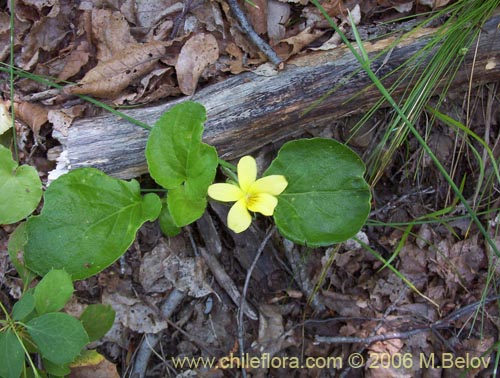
[338,287,409,378]
[169,0,194,40]
[237,226,276,378]
[130,288,186,378]
[316,295,500,345]
[227,0,283,67]
[283,239,325,312]
[199,246,258,320]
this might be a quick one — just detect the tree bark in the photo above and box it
[51,16,500,180]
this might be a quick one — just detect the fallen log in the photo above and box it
[51,15,500,180]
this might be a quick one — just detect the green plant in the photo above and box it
[0,268,115,378]
[0,145,42,225]
[1,100,372,263]
[1,100,371,377]
[145,101,371,246]
[308,2,500,371]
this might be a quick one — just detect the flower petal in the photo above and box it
[237,156,257,192]
[208,183,244,202]
[247,192,278,216]
[250,175,288,196]
[227,198,252,233]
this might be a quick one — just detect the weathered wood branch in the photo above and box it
[51,16,500,179]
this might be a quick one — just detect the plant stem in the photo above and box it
[9,0,18,162]
[218,158,238,182]
[227,0,283,67]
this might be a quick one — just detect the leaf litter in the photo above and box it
[1,0,499,377]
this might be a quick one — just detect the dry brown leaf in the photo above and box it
[162,254,213,297]
[322,291,365,317]
[0,12,9,60]
[119,0,137,25]
[91,8,136,62]
[47,105,85,137]
[377,0,413,12]
[102,290,169,333]
[257,304,284,347]
[399,244,427,276]
[279,27,325,57]
[14,101,48,137]
[135,0,180,28]
[69,350,119,378]
[245,0,268,35]
[267,0,290,42]
[65,41,167,98]
[132,68,181,104]
[254,304,296,357]
[137,82,182,104]
[57,41,90,81]
[176,33,219,95]
[21,0,59,14]
[0,11,10,34]
[431,236,486,289]
[319,0,346,16]
[190,1,225,34]
[224,42,246,74]
[365,335,410,378]
[139,240,173,293]
[21,13,71,67]
[137,67,171,96]
[0,100,12,136]
[458,337,494,377]
[1,13,31,61]
[419,0,451,8]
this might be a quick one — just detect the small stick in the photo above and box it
[199,246,258,320]
[315,295,500,345]
[237,226,276,378]
[169,0,194,40]
[227,0,283,67]
[130,288,186,378]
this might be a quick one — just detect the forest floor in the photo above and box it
[1,0,499,377]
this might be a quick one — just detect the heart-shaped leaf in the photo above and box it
[80,304,115,342]
[0,145,42,224]
[167,186,207,227]
[12,292,35,321]
[24,168,161,280]
[8,222,36,287]
[0,329,24,378]
[265,138,371,246]
[26,312,89,365]
[158,199,181,237]
[34,269,74,315]
[145,101,218,226]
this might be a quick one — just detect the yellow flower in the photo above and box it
[208,156,288,233]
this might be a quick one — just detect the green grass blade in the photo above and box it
[311,0,500,260]
[0,63,152,131]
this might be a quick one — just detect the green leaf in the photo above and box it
[0,145,42,225]
[34,270,73,315]
[12,293,35,321]
[167,186,207,227]
[26,312,89,365]
[24,168,161,280]
[42,359,71,377]
[145,101,218,226]
[158,199,181,237]
[266,138,371,246]
[0,329,24,378]
[7,223,36,287]
[79,304,115,342]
